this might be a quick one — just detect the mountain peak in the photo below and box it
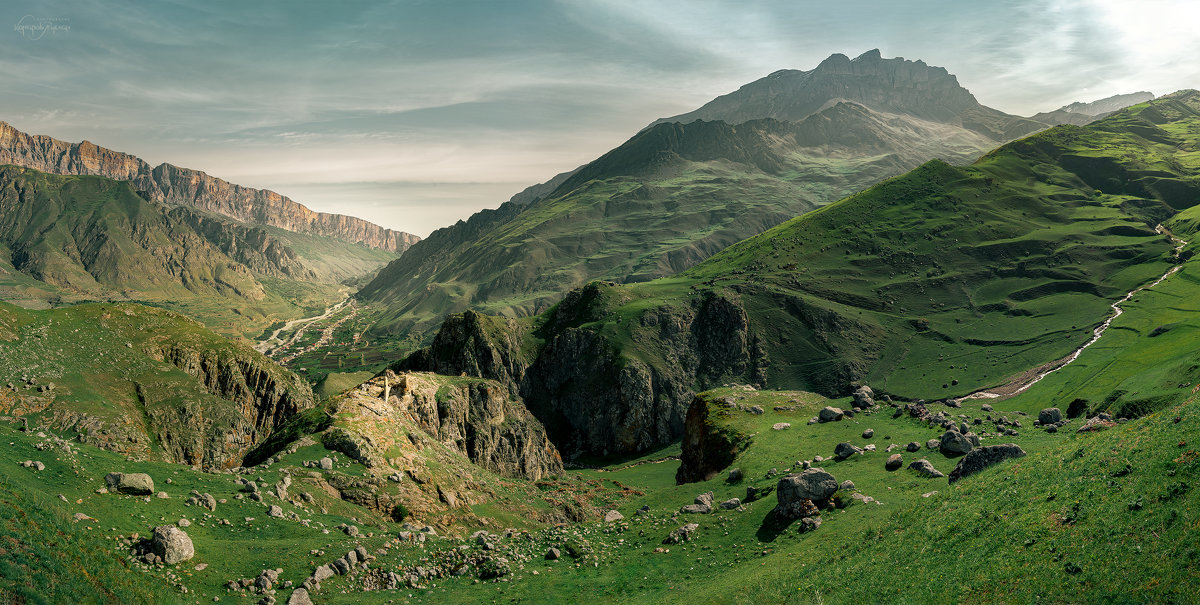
[853,48,882,61]
[650,51,1039,138]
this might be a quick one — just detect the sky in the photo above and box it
[2,1,1199,237]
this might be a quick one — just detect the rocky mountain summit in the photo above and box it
[0,121,418,252]
[651,49,1044,141]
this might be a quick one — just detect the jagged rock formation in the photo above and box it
[167,207,316,280]
[399,285,768,458]
[314,372,561,481]
[650,49,1045,140]
[0,121,418,252]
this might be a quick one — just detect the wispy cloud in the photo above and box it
[0,0,1197,236]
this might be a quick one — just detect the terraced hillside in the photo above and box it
[357,51,1050,345]
[401,91,1200,458]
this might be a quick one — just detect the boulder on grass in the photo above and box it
[150,525,194,564]
[818,406,844,422]
[1038,408,1063,425]
[774,469,837,519]
[948,444,1027,484]
[105,472,154,496]
[908,459,945,479]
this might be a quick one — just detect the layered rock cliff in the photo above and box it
[0,121,418,252]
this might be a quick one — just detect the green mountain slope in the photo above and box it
[400,91,1200,457]
[0,301,314,467]
[358,52,1049,345]
[0,164,392,338]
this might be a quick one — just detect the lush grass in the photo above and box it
[441,91,1200,404]
[358,107,1009,345]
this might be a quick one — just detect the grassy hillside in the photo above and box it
[0,301,314,468]
[358,100,1024,345]
[0,164,391,339]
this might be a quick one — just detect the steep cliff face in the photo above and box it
[0,302,315,468]
[0,121,418,252]
[399,284,771,458]
[675,392,753,484]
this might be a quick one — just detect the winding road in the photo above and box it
[255,296,353,356]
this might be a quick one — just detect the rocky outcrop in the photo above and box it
[0,121,418,252]
[311,372,561,482]
[675,393,753,484]
[400,285,771,459]
[948,444,1026,484]
[140,341,315,467]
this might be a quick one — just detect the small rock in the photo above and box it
[906,441,921,452]
[948,444,1027,484]
[818,406,844,422]
[839,480,855,491]
[604,510,624,523]
[663,523,700,544]
[798,516,822,533]
[719,498,741,510]
[772,422,791,431]
[862,428,874,439]
[318,457,333,471]
[545,547,561,560]
[267,505,284,518]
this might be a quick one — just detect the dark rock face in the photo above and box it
[0,121,418,252]
[141,342,315,468]
[401,287,770,459]
[395,374,563,481]
[948,444,1027,484]
[675,394,752,484]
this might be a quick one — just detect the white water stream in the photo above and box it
[959,224,1188,402]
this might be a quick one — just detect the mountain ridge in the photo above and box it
[0,121,419,253]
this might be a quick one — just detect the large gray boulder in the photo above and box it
[938,430,974,456]
[908,459,945,479]
[818,406,844,422]
[948,444,1027,484]
[151,525,194,564]
[774,469,837,519]
[852,386,875,408]
[105,472,154,496]
[885,453,903,471]
[1038,408,1063,425]
[833,442,862,460]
